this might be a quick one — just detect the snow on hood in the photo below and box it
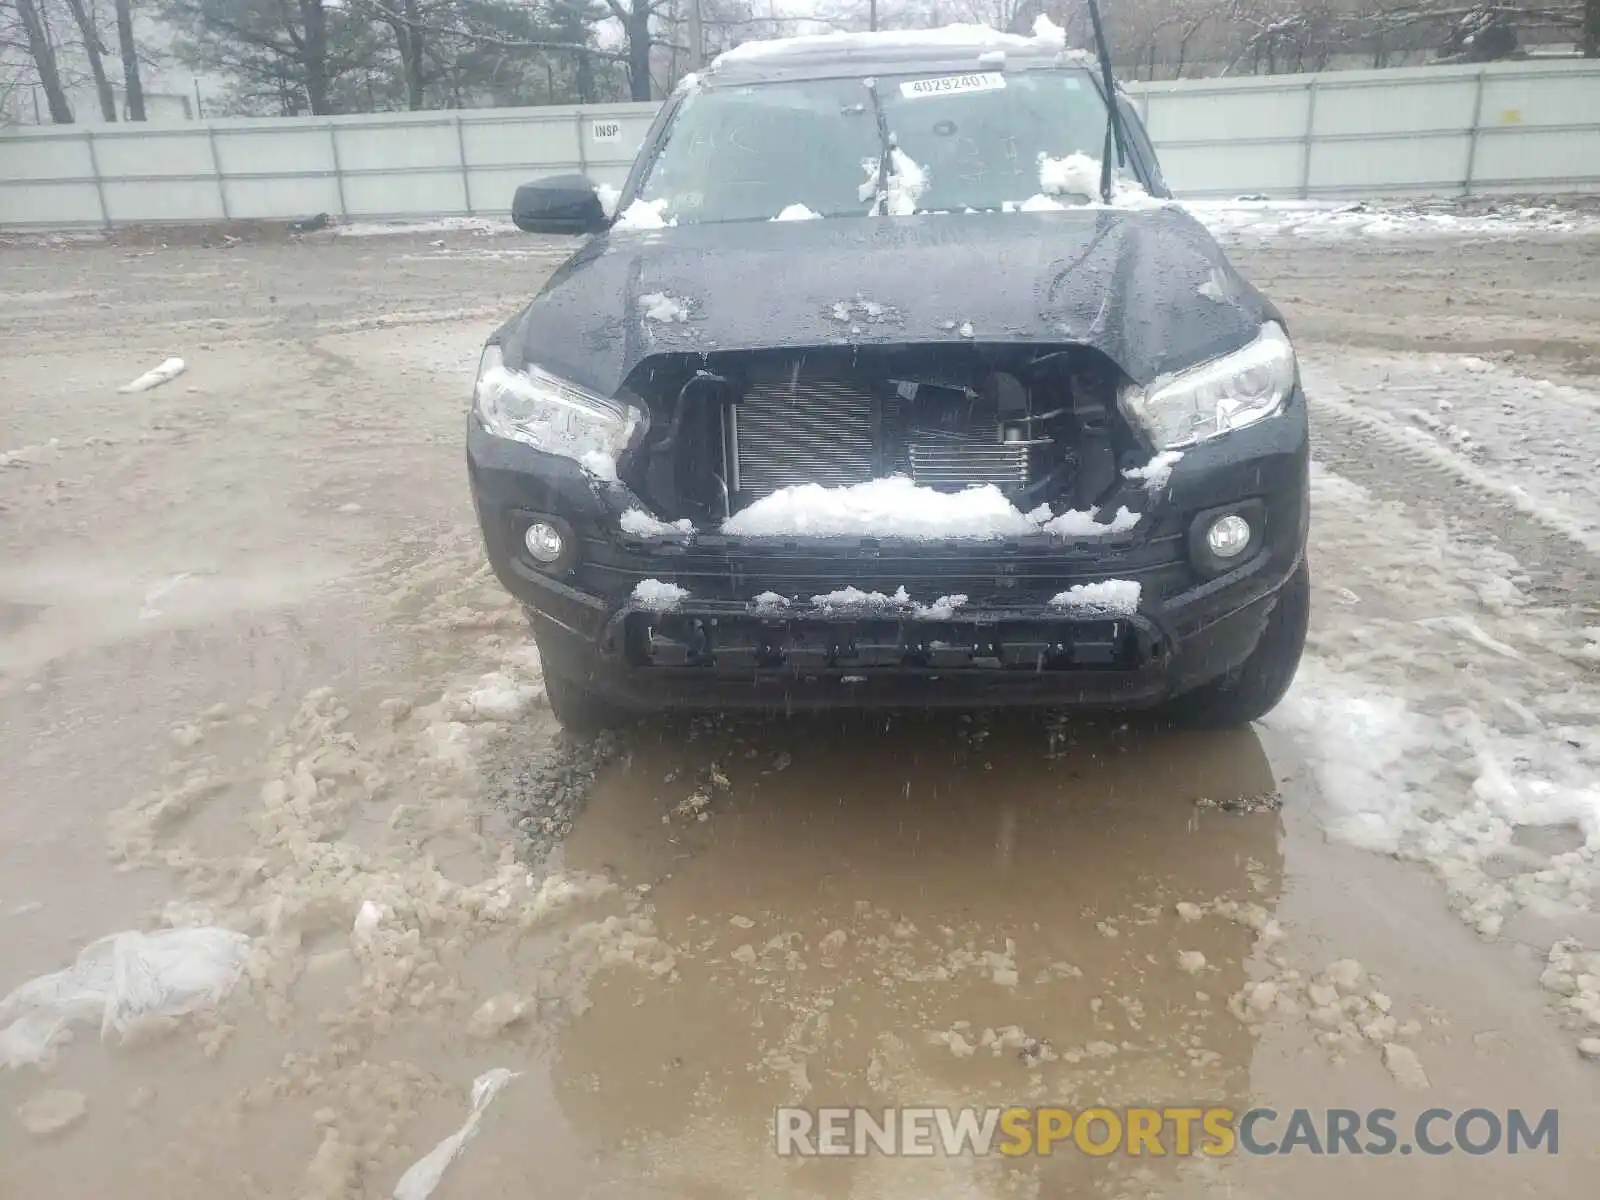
[507,206,1276,398]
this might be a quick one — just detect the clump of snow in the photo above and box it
[752,591,790,612]
[620,509,693,538]
[1050,580,1141,616]
[773,203,822,222]
[811,585,911,613]
[0,927,250,1068]
[860,149,928,216]
[595,183,621,218]
[632,579,689,610]
[1031,14,1066,49]
[1037,152,1161,208]
[580,450,618,481]
[958,321,975,338]
[978,49,1006,68]
[1040,505,1140,536]
[1019,193,1065,212]
[639,292,690,323]
[914,594,968,620]
[1123,450,1184,491]
[614,198,675,230]
[722,477,1139,541]
[118,357,186,394]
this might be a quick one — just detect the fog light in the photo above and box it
[524,521,565,564]
[1206,513,1252,559]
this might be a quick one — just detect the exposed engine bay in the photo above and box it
[625,345,1141,526]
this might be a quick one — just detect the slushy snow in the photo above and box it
[632,579,689,610]
[580,450,618,481]
[1037,153,1161,208]
[1049,580,1141,616]
[714,18,1072,66]
[720,477,1138,540]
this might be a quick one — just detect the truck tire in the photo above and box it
[1169,562,1310,729]
[542,667,625,735]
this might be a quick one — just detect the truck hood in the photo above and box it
[506,205,1280,396]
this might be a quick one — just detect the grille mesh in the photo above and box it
[736,378,881,501]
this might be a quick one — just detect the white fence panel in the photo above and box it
[1,68,1595,230]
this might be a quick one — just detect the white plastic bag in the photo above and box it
[392,1068,518,1200]
[0,927,249,1068]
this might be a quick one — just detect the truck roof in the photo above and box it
[699,21,1102,88]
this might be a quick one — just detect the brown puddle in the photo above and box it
[458,714,1286,1198]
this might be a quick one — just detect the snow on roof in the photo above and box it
[711,17,1077,72]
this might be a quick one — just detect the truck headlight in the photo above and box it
[1119,322,1296,450]
[473,344,644,465]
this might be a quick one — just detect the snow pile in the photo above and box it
[721,477,1138,541]
[595,183,621,218]
[773,203,822,222]
[1040,505,1140,536]
[752,591,791,612]
[1123,450,1184,491]
[1037,153,1162,208]
[614,198,675,230]
[620,508,693,537]
[580,450,618,481]
[914,594,968,620]
[0,927,250,1068]
[811,585,912,612]
[714,20,1072,67]
[1049,580,1141,616]
[632,579,689,610]
[118,357,186,394]
[639,292,690,323]
[391,1068,518,1200]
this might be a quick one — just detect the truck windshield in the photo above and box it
[632,68,1132,225]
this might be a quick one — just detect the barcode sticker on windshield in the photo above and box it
[899,73,1007,99]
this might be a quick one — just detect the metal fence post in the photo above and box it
[1463,68,1488,196]
[327,123,349,217]
[83,130,111,230]
[1299,78,1319,200]
[207,126,230,221]
[575,109,588,177]
[455,113,472,215]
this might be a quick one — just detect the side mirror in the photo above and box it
[512,175,608,235]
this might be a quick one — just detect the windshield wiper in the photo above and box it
[1084,0,1128,203]
[862,77,894,216]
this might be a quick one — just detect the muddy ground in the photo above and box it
[2,223,1599,1198]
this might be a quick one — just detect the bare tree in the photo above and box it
[13,0,74,121]
[113,0,145,117]
[62,0,117,118]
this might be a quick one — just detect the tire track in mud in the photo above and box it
[1309,395,1600,608]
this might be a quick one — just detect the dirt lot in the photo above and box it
[2,220,1599,1199]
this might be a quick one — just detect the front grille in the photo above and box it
[732,371,1034,503]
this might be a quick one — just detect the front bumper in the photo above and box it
[468,391,1309,711]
